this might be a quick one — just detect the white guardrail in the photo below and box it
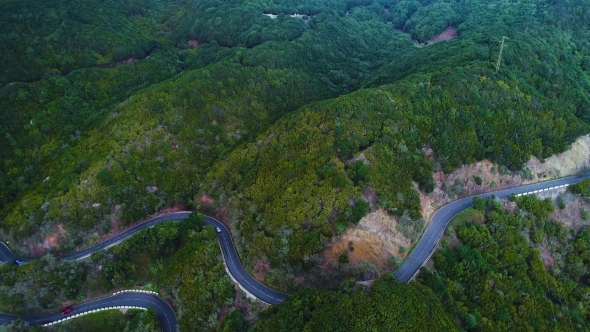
[112,290,158,296]
[41,290,158,327]
[41,306,147,327]
[514,184,569,197]
[409,183,571,281]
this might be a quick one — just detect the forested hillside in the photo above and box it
[201,65,587,288]
[2,0,590,330]
[0,0,422,246]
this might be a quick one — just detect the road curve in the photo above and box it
[0,214,288,330]
[393,172,590,282]
[0,172,588,329]
[0,293,176,332]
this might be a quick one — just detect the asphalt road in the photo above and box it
[393,172,590,282]
[0,172,588,329]
[0,213,287,330]
[0,293,176,332]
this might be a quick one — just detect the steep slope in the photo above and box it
[250,275,458,331]
[200,65,589,289]
[1,62,330,252]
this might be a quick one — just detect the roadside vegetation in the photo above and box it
[201,64,588,289]
[2,309,159,332]
[44,309,160,332]
[0,213,236,332]
[419,195,590,330]
[2,0,590,330]
[251,275,458,331]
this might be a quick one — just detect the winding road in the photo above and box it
[1,172,589,330]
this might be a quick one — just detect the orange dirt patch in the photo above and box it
[219,205,229,223]
[428,27,457,44]
[324,209,411,268]
[43,224,66,249]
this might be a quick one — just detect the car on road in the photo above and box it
[60,307,73,315]
[216,227,221,233]
[13,259,24,266]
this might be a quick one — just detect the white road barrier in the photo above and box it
[41,306,147,327]
[113,289,158,296]
[518,184,570,197]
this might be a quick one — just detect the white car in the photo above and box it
[216,227,221,233]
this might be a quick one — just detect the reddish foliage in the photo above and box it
[428,27,457,44]
[122,57,138,65]
[197,195,214,205]
[188,40,200,48]
[219,206,229,223]
[253,261,270,282]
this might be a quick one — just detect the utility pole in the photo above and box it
[495,36,508,73]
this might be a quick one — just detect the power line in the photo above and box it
[495,36,508,73]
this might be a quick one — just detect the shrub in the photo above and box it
[472,176,483,185]
[338,253,349,264]
[557,196,566,210]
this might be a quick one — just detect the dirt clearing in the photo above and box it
[428,27,457,44]
[525,134,590,180]
[322,135,589,271]
[420,134,590,223]
[324,209,411,268]
[544,191,590,230]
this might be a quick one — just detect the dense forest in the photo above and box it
[251,275,458,331]
[2,0,590,258]
[2,0,590,330]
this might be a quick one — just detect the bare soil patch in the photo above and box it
[20,224,67,256]
[420,159,523,223]
[548,192,590,230]
[525,134,590,181]
[428,27,457,43]
[219,205,229,223]
[362,185,377,210]
[346,151,368,166]
[43,224,66,249]
[324,209,411,268]
[122,57,138,65]
[539,246,555,269]
[419,134,590,224]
